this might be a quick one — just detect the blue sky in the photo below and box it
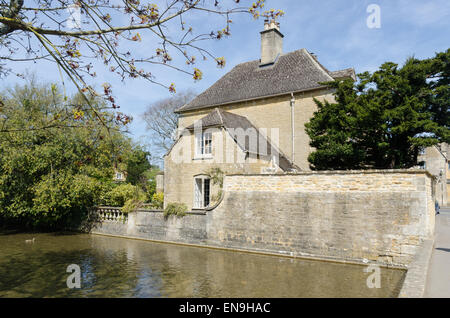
[1,0,449,152]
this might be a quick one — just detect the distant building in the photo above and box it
[417,143,448,206]
[155,172,164,193]
[113,170,127,182]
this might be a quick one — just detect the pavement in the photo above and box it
[424,207,450,298]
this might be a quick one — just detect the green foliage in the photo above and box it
[0,81,139,229]
[204,167,225,204]
[306,49,450,170]
[211,190,223,205]
[151,192,164,209]
[122,198,144,213]
[142,166,161,201]
[125,146,152,186]
[102,183,146,207]
[205,167,225,188]
[32,174,106,227]
[163,203,187,218]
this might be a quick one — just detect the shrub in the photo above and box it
[151,192,164,209]
[122,198,144,213]
[31,173,106,228]
[163,202,187,218]
[102,183,146,207]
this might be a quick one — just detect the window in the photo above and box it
[196,131,212,157]
[194,177,211,209]
[204,179,210,207]
[419,161,426,170]
[115,172,123,180]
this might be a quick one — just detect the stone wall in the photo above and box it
[208,170,435,265]
[89,170,435,266]
[90,209,207,245]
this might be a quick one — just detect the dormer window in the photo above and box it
[196,131,212,157]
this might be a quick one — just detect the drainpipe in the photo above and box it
[290,93,295,164]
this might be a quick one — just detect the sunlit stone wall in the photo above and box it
[90,170,435,266]
[207,170,435,265]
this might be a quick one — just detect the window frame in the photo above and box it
[195,130,213,158]
[193,176,211,209]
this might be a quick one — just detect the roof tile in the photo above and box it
[177,49,353,113]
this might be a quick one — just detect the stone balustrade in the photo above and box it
[94,206,128,223]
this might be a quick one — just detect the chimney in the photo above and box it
[260,20,284,66]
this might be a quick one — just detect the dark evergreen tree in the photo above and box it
[125,147,152,186]
[306,49,449,170]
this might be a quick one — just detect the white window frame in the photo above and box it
[193,176,211,209]
[195,131,213,158]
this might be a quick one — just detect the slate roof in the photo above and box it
[186,108,299,172]
[329,68,357,81]
[176,49,355,113]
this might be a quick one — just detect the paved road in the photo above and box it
[440,207,450,215]
[424,210,450,298]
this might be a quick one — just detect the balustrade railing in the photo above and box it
[94,206,128,223]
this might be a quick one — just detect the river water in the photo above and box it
[0,232,405,297]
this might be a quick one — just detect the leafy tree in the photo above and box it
[102,183,145,207]
[306,49,449,170]
[0,80,135,229]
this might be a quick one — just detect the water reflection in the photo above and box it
[0,232,405,297]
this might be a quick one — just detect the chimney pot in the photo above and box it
[260,21,284,66]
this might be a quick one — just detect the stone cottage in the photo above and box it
[163,20,355,210]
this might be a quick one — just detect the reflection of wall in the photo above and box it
[87,234,404,297]
[90,170,434,266]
